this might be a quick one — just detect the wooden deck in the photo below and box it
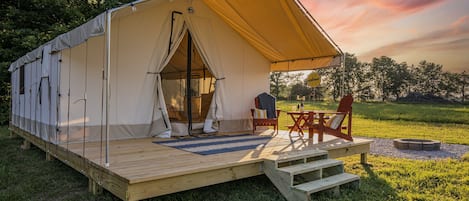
[10,126,371,201]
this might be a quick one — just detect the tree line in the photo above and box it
[271,53,468,103]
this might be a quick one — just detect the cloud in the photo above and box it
[367,0,446,13]
[360,15,469,60]
[298,0,449,51]
[302,0,446,33]
[426,38,469,51]
[356,14,469,72]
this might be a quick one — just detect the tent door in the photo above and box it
[161,31,215,134]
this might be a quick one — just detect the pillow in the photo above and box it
[253,108,267,119]
[325,114,345,130]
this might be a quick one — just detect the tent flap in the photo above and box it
[203,0,341,71]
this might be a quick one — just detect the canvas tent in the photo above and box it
[9,0,342,153]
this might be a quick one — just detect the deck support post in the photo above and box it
[46,152,54,161]
[89,178,103,195]
[9,130,17,139]
[21,139,31,150]
[360,153,367,164]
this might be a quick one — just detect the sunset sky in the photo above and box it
[302,0,469,73]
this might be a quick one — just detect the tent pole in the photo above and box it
[341,53,346,98]
[105,10,111,168]
[187,33,193,135]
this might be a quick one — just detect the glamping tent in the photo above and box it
[9,0,342,150]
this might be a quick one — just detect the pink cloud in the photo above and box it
[368,0,446,13]
[301,0,448,40]
[451,15,469,26]
[360,15,469,60]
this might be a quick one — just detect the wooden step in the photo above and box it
[278,159,343,176]
[265,149,328,168]
[293,173,359,195]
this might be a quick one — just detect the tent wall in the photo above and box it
[54,0,269,142]
[58,37,105,143]
[10,47,60,143]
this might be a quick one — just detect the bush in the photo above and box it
[0,81,11,125]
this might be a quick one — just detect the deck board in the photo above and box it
[62,131,370,184]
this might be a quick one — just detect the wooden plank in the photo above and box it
[126,163,262,201]
[325,143,370,159]
[264,149,328,163]
[293,173,359,194]
[278,159,343,175]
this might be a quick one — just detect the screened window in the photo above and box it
[19,65,24,95]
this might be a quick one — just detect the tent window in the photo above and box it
[19,65,25,95]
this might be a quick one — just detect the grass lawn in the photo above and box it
[1,102,468,200]
[277,101,469,145]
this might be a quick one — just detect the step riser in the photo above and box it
[322,165,344,179]
[278,159,304,168]
[292,164,344,186]
[276,153,328,169]
[305,155,328,163]
[293,170,321,186]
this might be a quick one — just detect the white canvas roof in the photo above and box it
[9,0,342,72]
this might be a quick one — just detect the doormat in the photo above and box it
[154,134,271,155]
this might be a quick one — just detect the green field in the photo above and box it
[277,101,469,145]
[1,102,468,201]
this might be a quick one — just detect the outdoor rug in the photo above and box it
[154,134,271,155]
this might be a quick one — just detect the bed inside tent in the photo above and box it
[161,31,216,135]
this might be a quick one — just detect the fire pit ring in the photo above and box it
[393,139,441,151]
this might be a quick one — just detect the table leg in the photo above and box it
[289,113,304,137]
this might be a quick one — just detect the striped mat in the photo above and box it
[154,134,271,155]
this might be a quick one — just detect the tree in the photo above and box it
[459,71,468,103]
[289,83,311,101]
[414,60,443,95]
[370,56,395,101]
[387,62,411,101]
[344,53,374,101]
[369,56,412,101]
[320,53,376,101]
[270,72,287,98]
[320,65,342,101]
[439,72,460,100]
